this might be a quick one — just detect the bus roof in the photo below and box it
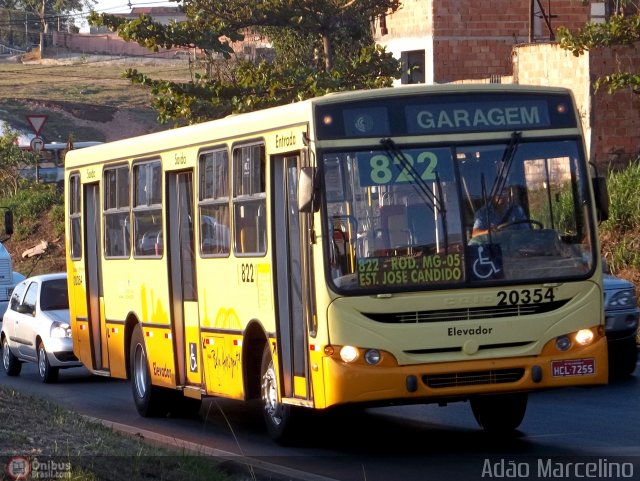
[64,83,575,169]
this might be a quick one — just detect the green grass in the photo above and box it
[600,161,640,273]
[0,60,195,108]
[0,58,197,142]
[0,387,236,481]
[1,183,62,240]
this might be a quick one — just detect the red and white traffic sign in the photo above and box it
[25,114,48,136]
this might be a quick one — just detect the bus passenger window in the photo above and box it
[69,174,82,259]
[232,144,266,255]
[133,160,163,257]
[199,148,230,256]
[103,165,131,258]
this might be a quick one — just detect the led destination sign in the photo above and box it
[314,93,577,139]
[405,100,550,134]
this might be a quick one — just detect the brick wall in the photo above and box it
[434,39,513,81]
[376,0,591,83]
[590,46,640,168]
[513,43,640,168]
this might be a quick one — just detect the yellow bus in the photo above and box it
[64,84,609,442]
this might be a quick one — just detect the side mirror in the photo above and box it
[16,304,32,315]
[592,176,609,222]
[4,210,13,237]
[298,167,318,213]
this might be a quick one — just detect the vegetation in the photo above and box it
[0,0,93,53]
[0,123,37,197]
[0,387,236,481]
[88,0,401,124]
[558,1,640,94]
[600,162,640,277]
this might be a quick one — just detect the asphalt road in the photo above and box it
[1,361,639,481]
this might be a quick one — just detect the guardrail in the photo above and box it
[0,43,26,55]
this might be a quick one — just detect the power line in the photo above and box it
[0,2,181,28]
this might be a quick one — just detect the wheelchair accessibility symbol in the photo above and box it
[469,244,503,280]
[189,342,198,372]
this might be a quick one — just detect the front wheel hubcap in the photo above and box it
[38,346,46,377]
[262,361,282,426]
[133,343,148,399]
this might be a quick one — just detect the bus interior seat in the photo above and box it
[240,225,257,252]
[379,205,411,248]
[407,204,436,247]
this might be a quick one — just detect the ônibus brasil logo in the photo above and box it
[5,456,31,480]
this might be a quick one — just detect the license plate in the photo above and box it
[551,358,596,377]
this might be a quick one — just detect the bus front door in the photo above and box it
[166,171,203,391]
[273,155,313,403]
[84,183,109,371]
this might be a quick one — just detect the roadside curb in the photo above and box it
[85,415,339,481]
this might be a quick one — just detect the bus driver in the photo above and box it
[472,188,528,237]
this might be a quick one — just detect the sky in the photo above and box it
[76,0,175,31]
[91,0,175,15]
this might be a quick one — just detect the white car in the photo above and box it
[1,273,81,383]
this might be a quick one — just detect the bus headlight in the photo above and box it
[339,345,359,363]
[364,349,382,365]
[575,329,594,346]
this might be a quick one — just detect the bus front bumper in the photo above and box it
[319,333,608,408]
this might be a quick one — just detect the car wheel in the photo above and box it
[2,336,22,376]
[129,324,171,417]
[38,341,59,383]
[260,344,302,444]
[609,340,638,378]
[470,392,528,434]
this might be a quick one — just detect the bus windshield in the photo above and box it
[323,137,595,292]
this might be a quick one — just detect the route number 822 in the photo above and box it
[358,149,447,186]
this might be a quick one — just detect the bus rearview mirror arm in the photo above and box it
[589,161,609,223]
[298,166,319,214]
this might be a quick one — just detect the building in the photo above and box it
[373,0,640,167]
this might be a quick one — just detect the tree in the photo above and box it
[88,0,401,124]
[18,0,95,54]
[0,123,38,197]
[557,3,640,94]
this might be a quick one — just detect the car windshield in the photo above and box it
[322,138,596,292]
[40,279,69,311]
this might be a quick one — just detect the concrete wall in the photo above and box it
[375,0,435,83]
[52,32,178,58]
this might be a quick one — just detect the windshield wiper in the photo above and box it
[380,138,449,251]
[488,131,522,204]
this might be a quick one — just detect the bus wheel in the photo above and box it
[260,345,299,443]
[470,392,528,433]
[130,324,171,417]
[2,336,22,376]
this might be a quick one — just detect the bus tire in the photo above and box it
[130,324,171,417]
[260,344,300,444]
[470,392,527,433]
[2,336,22,376]
[38,341,59,383]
